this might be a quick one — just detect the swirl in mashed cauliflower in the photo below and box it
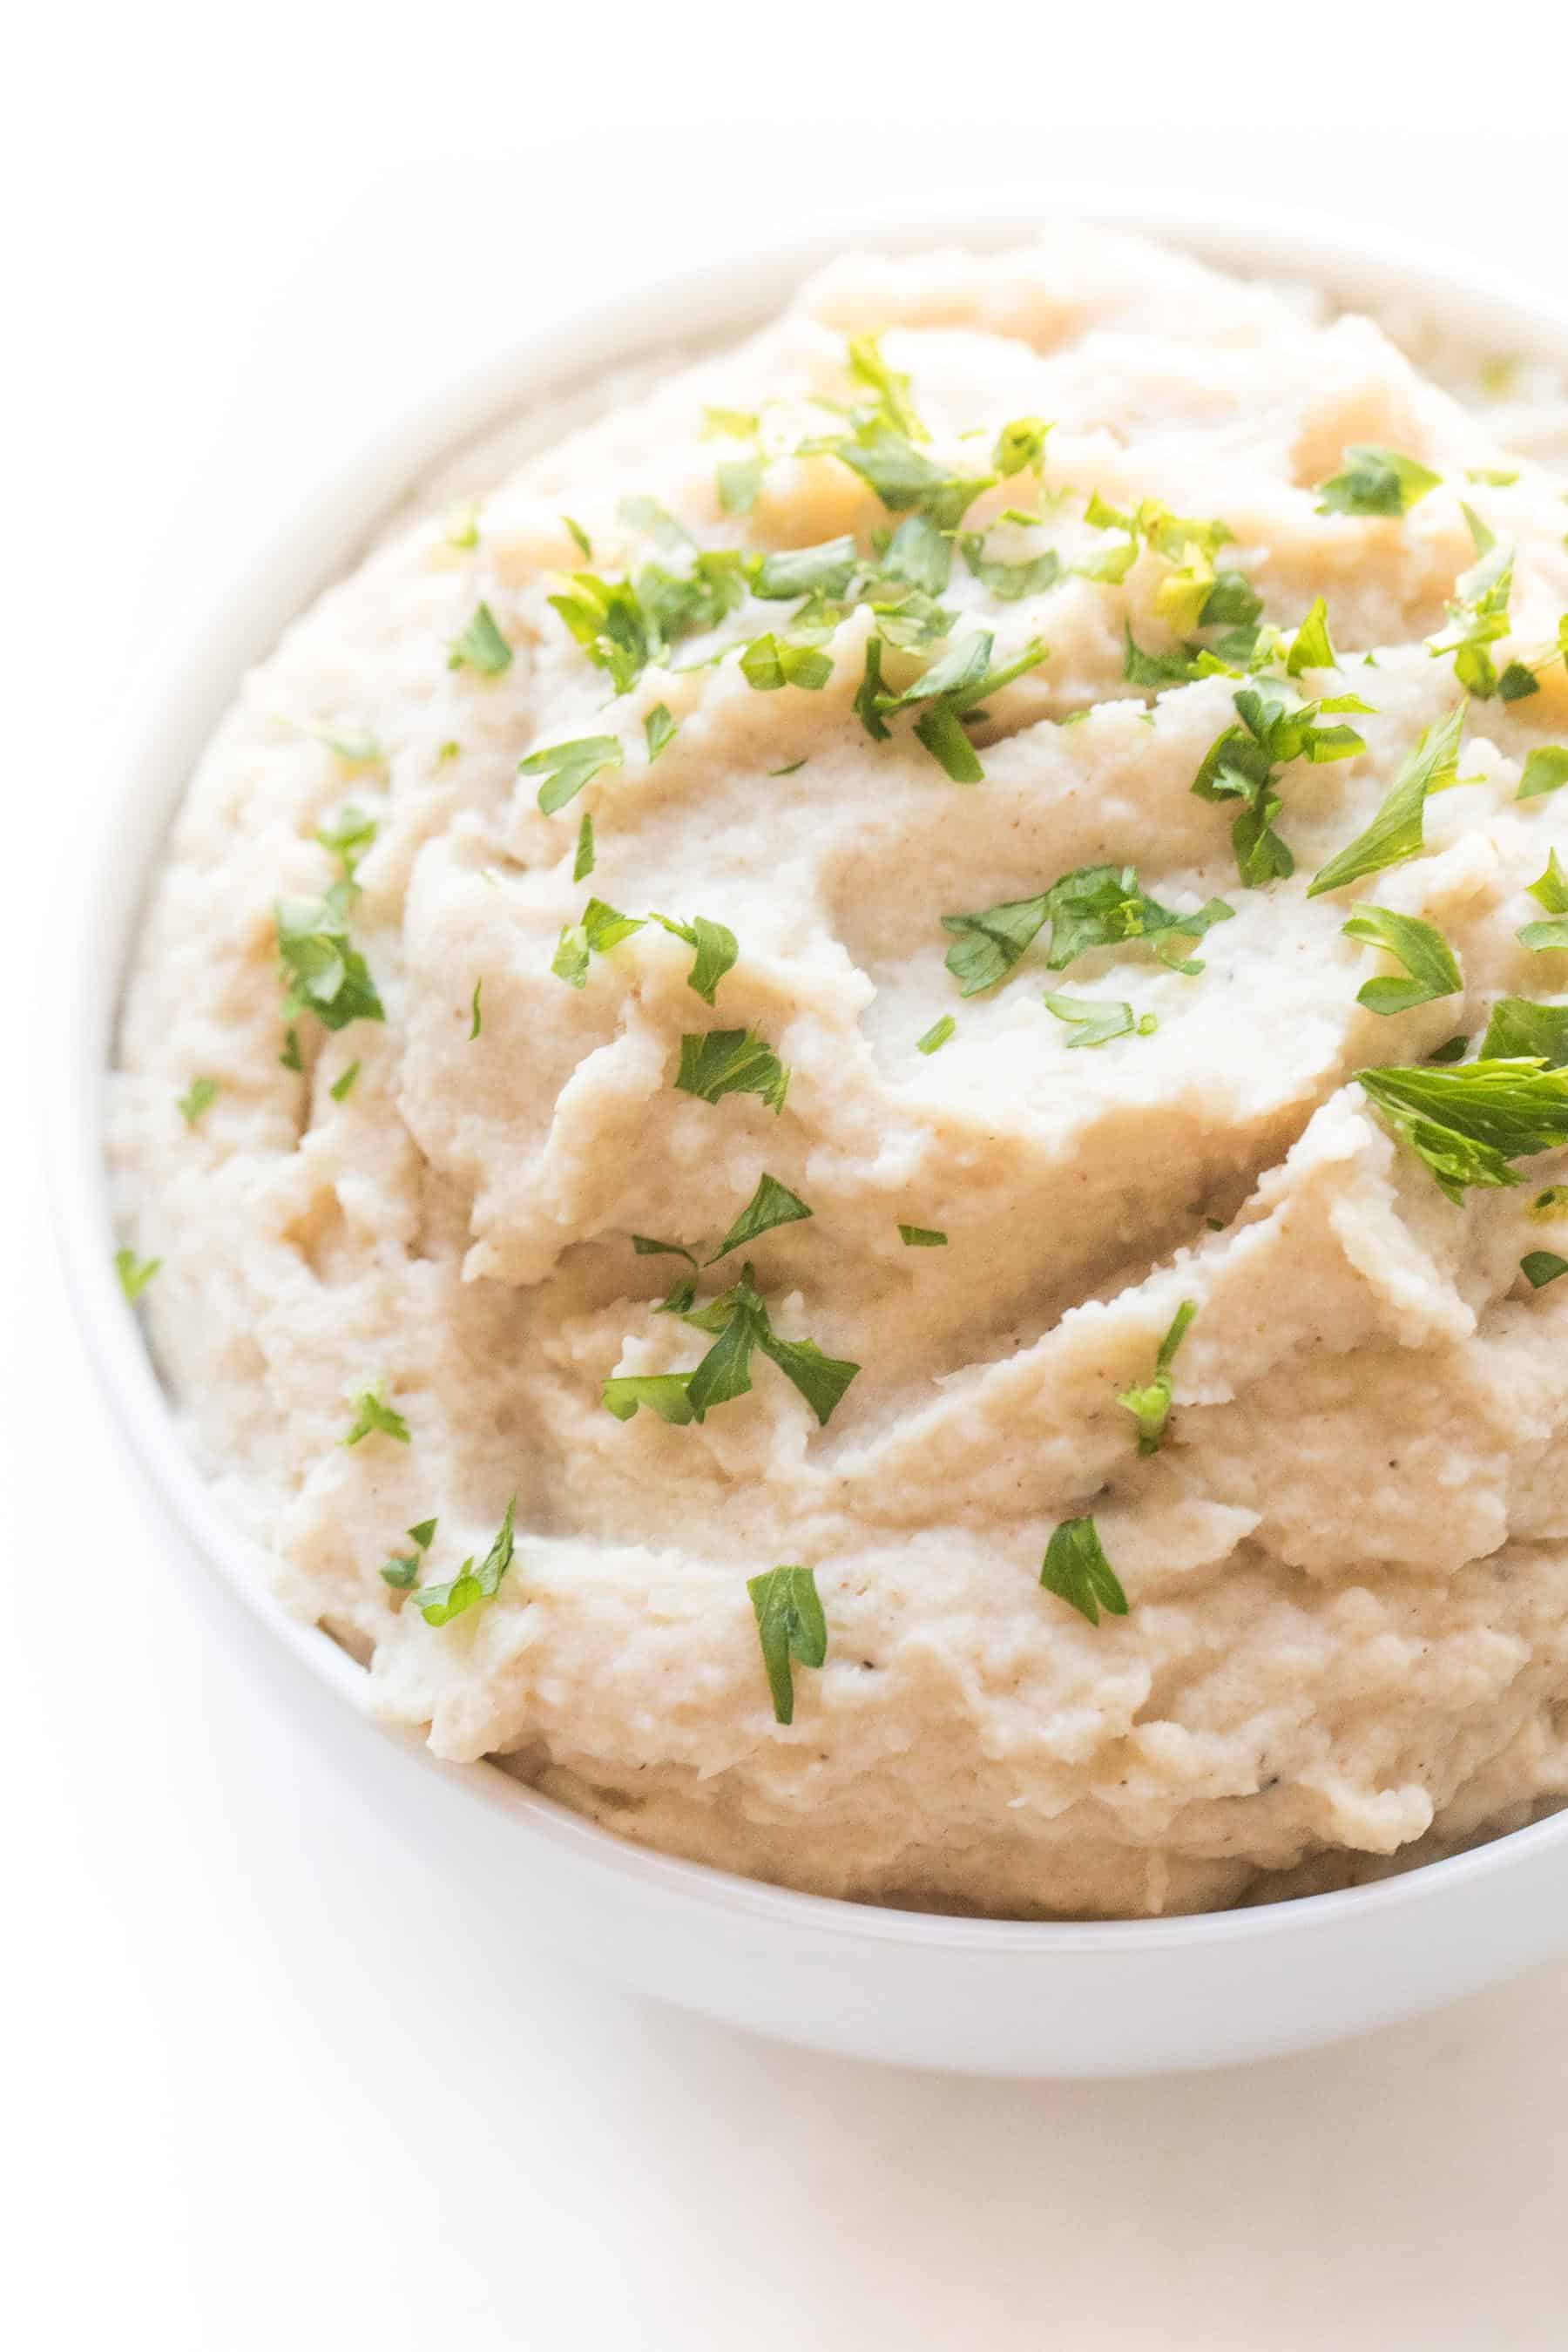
[111,226,1568,1917]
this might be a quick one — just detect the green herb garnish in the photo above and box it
[1522,1251,1568,1289]
[1308,704,1463,897]
[645,704,678,761]
[551,897,645,989]
[1342,905,1463,1014]
[573,813,595,879]
[409,1497,516,1626]
[1044,991,1158,1047]
[382,1518,436,1589]
[342,1384,411,1447]
[519,734,624,815]
[448,602,512,674]
[1357,1058,1568,1201]
[706,1173,812,1262]
[176,1077,220,1126]
[1040,1516,1128,1626]
[1519,747,1568,801]
[916,1014,955,1054]
[328,1058,360,1102]
[1116,1301,1195,1456]
[943,866,1233,997]
[898,1224,947,1247]
[674,1028,789,1112]
[469,980,483,1039]
[1316,446,1440,517]
[747,1564,828,1725]
[114,1248,160,1304]
[276,885,385,1031]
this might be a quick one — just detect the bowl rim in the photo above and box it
[53,187,1568,1956]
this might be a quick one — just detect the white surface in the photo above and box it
[12,10,1568,2343]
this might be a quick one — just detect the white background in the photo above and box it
[11,9,1568,2345]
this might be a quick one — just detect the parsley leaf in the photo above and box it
[1342,905,1463,1014]
[519,733,624,815]
[916,1014,955,1054]
[943,867,1232,997]
[739,633,833,692]
[751,536,860,600]
[830,424,993,530]
[960,533,1061,602]
[551,896,645,989]
[747,1564,828,1725]
[651,913,737,1004]
[1479,997,1568,1065]
[1522,1251,1568,1288]
[601,1374,697,1425]
[993,416,1051,476]
[675,1028,790,1112]
[279,1027,303,1072]
[1316,446,1441,517]
[706,1173,812,1262]
[573,813,595,880]
[1308,704,1464,897]
[342,1384,411,1447]
[328,1058,360,1102]
[469,979,483,1040]
[1116,1301,1195,1456]
[276,884,385,1031]
[315,805,378,880]
[1519,747,1568,801]
[1193,680,1367,888]
[1357,1058,1568,1201]
[409,1497,517,1626]
[114,1247,160,1303]
[718,454,764,515]
[176,1077,220,1126]
[1040,1516,1128,1626]
[1287,598,1337,675]
[1044,990,1157,1047]
[1427,545,1514,698]
[448,602,513,674]
[899,1223,947,1247]
[632,1234,699,1267]
[382,1518,436,1589]
[645,704,677,760]
[848,331,927,440]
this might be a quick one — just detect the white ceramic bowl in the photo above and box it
[53,199,1568,2077]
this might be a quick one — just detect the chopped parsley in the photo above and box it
[328,1058,361,1102]
[1427,544,1515,699]
[960,534,1062,602]
[448,602,513,674]
[1116,1301,1195,1456]
[916,1014,955,1054]
[747,1564,828,1725]
[1287,598,1337,675]
[114,1247,160,1304]
[409,1498,517,1627]
[551,528,747,692]
[827,423,994,531]
[1315,446,1441,518]
[943,866,1233,997]
[446,504,479,551]
[1518,851,1568,952]
[1040,1516,1128,1626]
[1044,991,1157,1048]
[706,1173,812,1262]
[847,330,928,441]
[276,885,385,1031]
[279,1028,303,1073]
[519,733,624,815]
[563,516,592,560]
[652,913,738,1004]
[573,813,595,879]
[341,1384,411,1447]
[1519,747,1568,801]
[1357,1058,1568,1201]
[1341,905,1463,1014]
[1531,1186,1568,1218]
[314,729,383,769]
[469,979,483,1039]
[644,704,677,761]
[1308,704,1464,898]
[1480,997,1568,1066]
[751,537,860,601]
[315,805,378,882]
[768,758,807,777]
[674,1028,789,1112]
[605,1263,858,1429]
[551,896,645,989]
[898,1223,947,1247]
[863,629,1051,781]
[1193,680,1368,887]
[992,416,1051,476]
[1522,1251,1568,1289]
[176,1077,220,1126]
[738,633,833,693]
[381,1518,436,1589]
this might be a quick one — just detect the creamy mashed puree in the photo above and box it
[112,226,1568,1917]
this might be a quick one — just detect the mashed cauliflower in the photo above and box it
[111,226,1568,1916]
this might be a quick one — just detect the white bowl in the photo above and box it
[52,198,1568,2077]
